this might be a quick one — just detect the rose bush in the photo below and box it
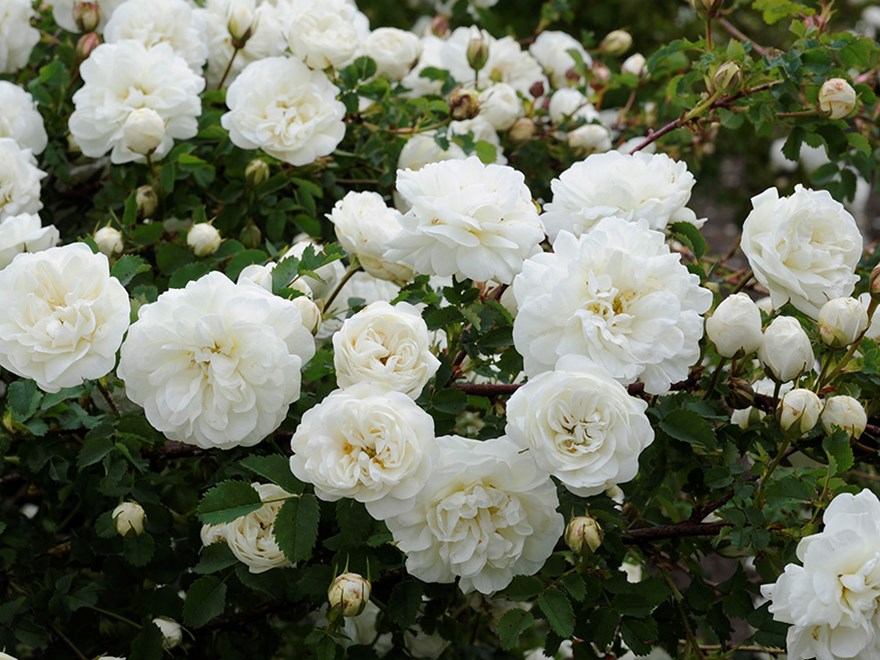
[0,0,879,658]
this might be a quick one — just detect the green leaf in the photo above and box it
[273,494,320,563]
[183,576,227,628]
[387,581,424,628]
[129,620,163,660]
[669,222,706,259]
[823,429,854,474]
[590,608,621,650]
[752,0,812,24]
[497,608,534,651]
[7,380,42,420]
[239,454,305,495]
[123,533,155,567]
[561,573,587,602]
[194,542,239,574]
[197,481,263,525]
[77,436,115,468]
[111,255,150,286]
[619,617,658,655]
[537,589,575,639]
[660,408,717,451]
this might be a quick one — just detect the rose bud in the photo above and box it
[821,395,867,439]
[94,226,123,257]
[565,516,603,555]
[599,30,632,56]
[758,316,813,383]
[328,572,371,617]
[818,297,868,348]
[706,292,763,358]
[112,501,146,537]
[778,388,822,436]
[818,78,857,120]
[152,617,183,649]
[187,223,222,257]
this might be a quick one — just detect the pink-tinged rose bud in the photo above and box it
[818,78,857,119]
[328,573,371,617]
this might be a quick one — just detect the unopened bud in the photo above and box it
[430,14,449,37]
[818,78,857,120]
[871,264,880,299]
[328,572,371,617]
[591,60,612,86]
[778,388,822,436]
[730,406,766,430]
[565,516,603,555]
[508,117,536,142]
[187,223,222,257]
[75,31,101,60]
[690,0,726,16]
[227,3,257,48]
[73,1,100,33]
[599,30,632,56]
[112,501,146,537]
[292,295,321,334]
[466,35,489,73]
[818,297,868,348]
[94,226,123,256]
[712,61,743,95]
[152,617,183,650]
[821,395,867,439]
[238,222,262,248]
[245,159,270,188]
[136,185,158,219]
[528,80,545,99]
[122,108,165,156]
[449,87,480,121]
[621,53,647,78]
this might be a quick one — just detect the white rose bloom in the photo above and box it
[69,41,204,165]
[385,157,544,284]
[0,0,40,74]
[541,151,703,243]
[821,395,867,439]
[286,0,369,71]
[761,490,880,659]
[705,292,764,358]
[529,30,590,88]
[385,435,564,594]
[758,316,813,383]
[117,271,315,449]
[0,213,60,269]
[566,124,612,155]
[394,133,466,211]
[0,82,48,155]
[320,271,401,339]
[513,219,712,393]
[104,0,208,72]
[548,89,599,125]
[741,185,862,318]
[197,0,288,88]
[506,356,654,496]
[200,482,293,573]
[818,297,868,348]
[448,116,508,165]
[0,244,131,393]
[333,301,440,398]
[221,56,346,167]
[290,383,437,519]
[478,83,523,131]
[52,0,126,32]
[327,191,412,283]
[0,138,45,220]
[361,27,421,80]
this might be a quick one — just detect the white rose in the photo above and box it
[778,388,822,435]
[327,191,412,283]
[761,490,880,659]
[112,501,146,536]
[69,41,204,165]
[566,123,612,155]
[818,78,857,119]
[385,157,544,284]
[478,83,523,131]
[286,9,359,70]
[151,617,182,649]
[506,356,655,496]
[529,30,591,88]
[384,435,564,594]
[821,395,867,439]
[320,271,401,339]
[0,213,59,269]
[547,88,599,125]
[818,297,868,347]
[621,53,647,77]
[200,483,293,573]
[396,133,466,172]
[540,151,703,243]
[290,383,436,519]
[222,56,346,167]
[104,0,207,72]
[361,27,421,80]
[187,223,222,256]
[121,108,166,156]
[741,185,862,318]
[0,82,48,154]
[705,292,763,358]
[52,0,125,32]
[0,244,131,393]
[0,138,45,220]
[117,271,315,449]
[0,0,40,74]
[94,226,124,257]
[333,301,440,398]
[448,116,507,165]
[198,0,288,88]
[513,219,712,394]
[758,316,813,383]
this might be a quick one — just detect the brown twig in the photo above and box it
[623,521,730,542]
[717,18,769,56]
